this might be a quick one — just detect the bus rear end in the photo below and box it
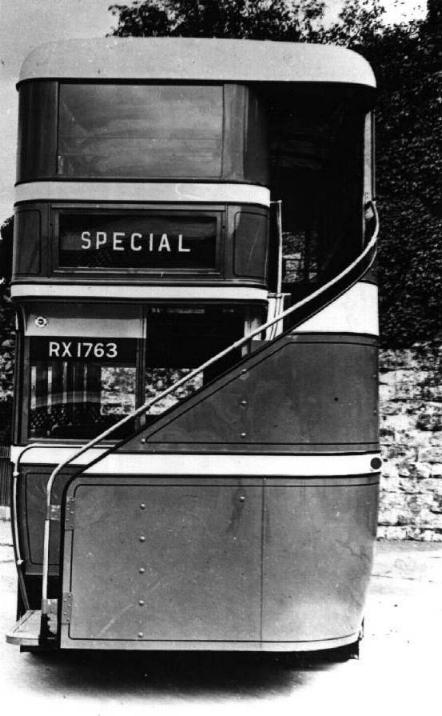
[7,38,379,654]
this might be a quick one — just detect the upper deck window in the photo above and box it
[266,89,368,298]
[16,81,268,184]
[57,84,223,179]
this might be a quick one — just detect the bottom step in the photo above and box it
[6,610,41,646]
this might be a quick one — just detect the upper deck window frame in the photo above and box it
[16,80,269,186]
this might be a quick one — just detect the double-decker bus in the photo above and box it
[6,38,380,655]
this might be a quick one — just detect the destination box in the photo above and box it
[58,213,218,270]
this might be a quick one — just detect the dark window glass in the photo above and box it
[269,95,364,299]
[13,210,41,276]
[29,337,136,439]
[17,81,57,182]
[144,306,245,416]
[58,84,223,179]
[58,212,218,270]
[234,210,268,278]
[244,90,269,184]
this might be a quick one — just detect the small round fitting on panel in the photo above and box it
[370,457,382,471]
[34,316,48,328]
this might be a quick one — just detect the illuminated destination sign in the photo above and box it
[58,213,218,270]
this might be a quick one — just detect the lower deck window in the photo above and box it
[144,306,245,415]
[29,338,136,439]
[25,304,258,440]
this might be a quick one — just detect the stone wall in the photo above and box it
[379,342,442,541]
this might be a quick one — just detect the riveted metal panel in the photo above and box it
[262,478,379,641]
[61,477,262,644]
[122,334,378,454]
[58,474,378,650]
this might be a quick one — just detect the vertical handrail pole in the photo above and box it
[275,199,283,295]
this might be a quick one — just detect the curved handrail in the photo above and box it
[40,200,379,613]
[11,443,49,610]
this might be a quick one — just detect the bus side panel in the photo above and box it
[262,478,379,642]
[60,477,263,645]
[122,333,378,454]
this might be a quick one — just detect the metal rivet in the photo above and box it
[139,567,145,574]
[138,632,144,638]
[139,536,146,542]
[140,438,146,444]
[139,600,145,606]
[239,496,245,502]
[241,369,247,374]
[140,503,146,510]
[240,400,247,406]
[240,432,247,438]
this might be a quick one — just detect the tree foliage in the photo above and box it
[109,1,326,41]
[329,2,441,345]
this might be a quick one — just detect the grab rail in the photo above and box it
[11,443,48,610]
[39,200,379,620]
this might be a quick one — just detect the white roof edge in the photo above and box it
[19,37,376,88]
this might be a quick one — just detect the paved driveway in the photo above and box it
[0,519,440,715]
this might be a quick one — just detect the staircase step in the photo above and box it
[6,610,41,646]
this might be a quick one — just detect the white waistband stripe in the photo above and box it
[12,285,268,301]
[15,182,271,207]
[11,447,381,476]
[295,282,379,336]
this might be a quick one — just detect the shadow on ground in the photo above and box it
[22,648,350,700]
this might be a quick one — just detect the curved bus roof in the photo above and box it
[19,37,376,88]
